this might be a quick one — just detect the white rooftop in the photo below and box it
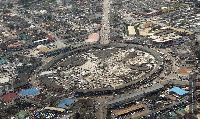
[128,26,136,35]
[0,76,10,84]
[39,71,57,76]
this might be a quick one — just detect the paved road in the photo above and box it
[149,48,180,85]
[93,96,113,119]
[30,57,53,88]
[100,0,111,44]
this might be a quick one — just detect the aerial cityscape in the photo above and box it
[0,0,200,119]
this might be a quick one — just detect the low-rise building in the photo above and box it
[169,87,189,97]
[177,68,193,79]
[3,93,18,106]
[152,38,173,47]
[128,26,136,36]
[0,76,12,96]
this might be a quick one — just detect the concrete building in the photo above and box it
[128,26,136,36]
[0,76,12,96]
[177,68,193,79]
[152,38,173,47]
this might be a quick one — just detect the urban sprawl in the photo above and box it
[0,0,200,119]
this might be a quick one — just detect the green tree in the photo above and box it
[197,54,200,59]
[195,2,200,8]
[134,24,140,36]
[127,30,129,36]
[2,9,10,14]
[8,3,13,9]
[47,15,52,21]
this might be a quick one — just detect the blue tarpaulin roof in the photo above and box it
[0,59,6,64]
[169,87,189,96]
[176,109,186,116]
[19,89,39,96]
[57,98,75,108]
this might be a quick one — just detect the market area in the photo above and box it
[36,43,161,92]
[54,46,157,90]
[0,0,200,118]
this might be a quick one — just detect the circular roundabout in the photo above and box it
[40,43,163,94]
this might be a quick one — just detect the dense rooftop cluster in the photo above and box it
[0,0,200,118]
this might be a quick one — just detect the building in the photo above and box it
[175,109,187,118]
[3,93,18,106]
[149,27,182,47]
[106,84,164,108]
[0,76,12,96]
[128,26,136,36]
[7,42,23,51]
[113,104,145,117]
[43,107,65,112]
[19,88,40,97]
[15,110,29,119]
[177,68,193,79]
[169,87,189,97]
[0,58,6,65]
[16,63,35,72]
[57,98,76,109]
[39,76,64,91]
[36,41,70,57]
[140,22,154,29]
[152,38,173,47]
[33,38,53,46]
